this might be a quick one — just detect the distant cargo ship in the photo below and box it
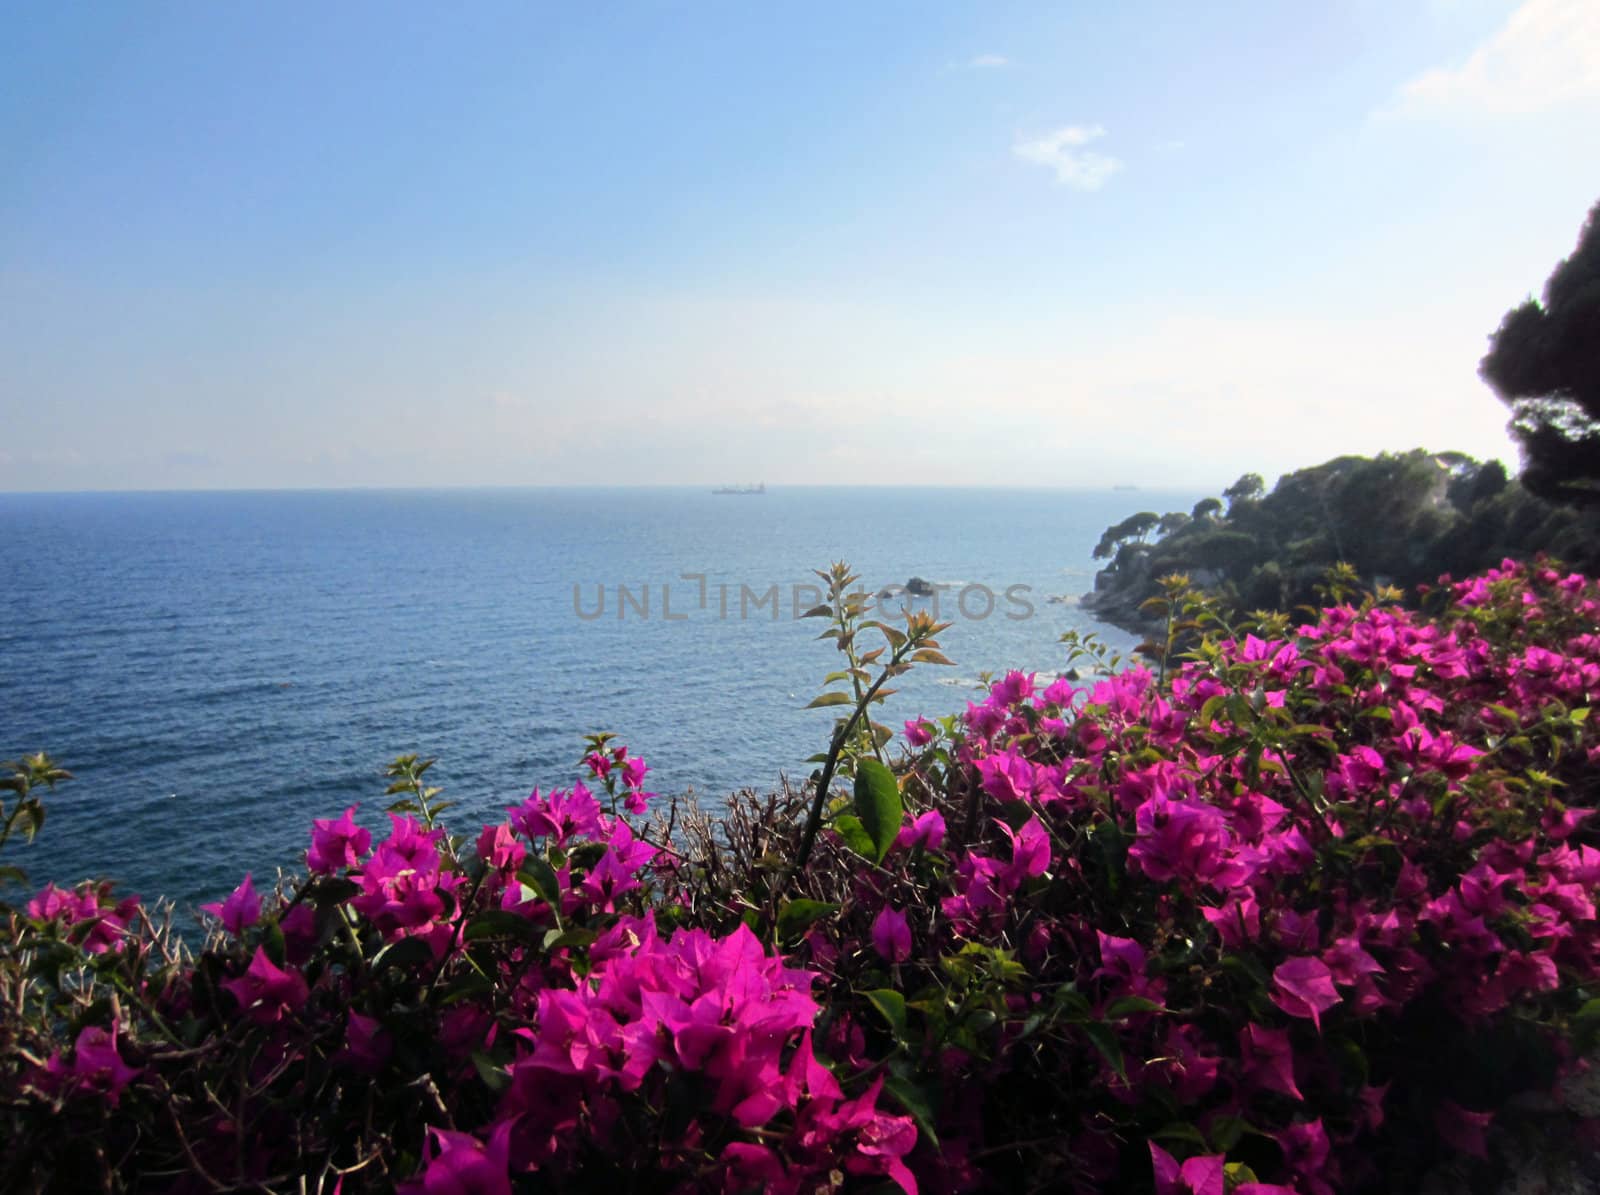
[712,482,766,495]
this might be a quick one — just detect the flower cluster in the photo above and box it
[809,559,1597,1192]
[1,560,1595,1194]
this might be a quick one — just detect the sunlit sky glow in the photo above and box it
[2,0,1597,492]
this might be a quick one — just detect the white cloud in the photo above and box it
[968,53,1009,69]
[1392,0,1600,115]
[1012,125,1123,191]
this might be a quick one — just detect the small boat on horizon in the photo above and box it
[712,482,766,495]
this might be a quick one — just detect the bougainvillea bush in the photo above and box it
[1,559,1597,1193]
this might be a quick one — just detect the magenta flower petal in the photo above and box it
[1270,956,1341,1031]
[201,873,261,937]
[871,905,911,964]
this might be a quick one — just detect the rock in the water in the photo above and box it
[905,576,935,596]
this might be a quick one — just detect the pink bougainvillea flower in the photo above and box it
[351,843,450,937]
[508,784,603,846]
[1322,936,1383,988]
[1201,892,1260,949]
[201,873,261,937]
[975,749,1037,803]
[46,1023,141,1107]
[1093,931,1160,1001]
[620,756,648,790]
[1128,793,1229,886]
[575,820,656,910]
[279,903,318,965]
[402,1123,513,1195]
[306,805,371,874]
[1435,1101,1494,1159]
[221,946,309,1025]
[1149,1142,1225,1195]
[1239,1023,1302,1099]
[718,1142,792,1192]
[997,814,1051,886]
[474,823,525,873]
[989,670,1036,709]
[871,905,911,964]
[380,814,446,869]
[26,882,138,954]
[783,1028,843,1104]
[895,809,946,853]
[26,883,73,922]
[339,1012,392,1075]
[1277,1119,1333,1195]
[800,1077,919,1195]
[1271,956,1341,1030]
[903,717,934,747]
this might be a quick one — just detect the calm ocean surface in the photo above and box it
[0,486,1197,911]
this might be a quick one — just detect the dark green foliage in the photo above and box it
[1481,198,1600,506]
[1086,449,1600,629]
[1223,472,1264,510]
[1093,512,1162,560]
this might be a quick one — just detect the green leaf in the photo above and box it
[464,909,539,942]
[542,927,599,951]
[1150,1122,1209,1150]
[806,691,853,709]
[372,935,435,974]
[440,974,495,1006]
[1210,1116,1256,1152]
[777,899,839,942]
[518,857,562,907]
[1573,998,1600,1055]
[1103,995,1165,1020]
[262,919,287,966]
[309,877,361,907]
[852,759,903,864]
[471,1050,509,1092]
[1052,986,1093,1022]
[1220,952,1270,989]
[865,989,908,1041]
[1331,1036,1370,1087]
[830,814,877,859]
[883,1074,939,1147]
[565,842,606,872]
[1081,1020,1125,1081]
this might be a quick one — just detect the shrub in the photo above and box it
[1,560,1597,1193]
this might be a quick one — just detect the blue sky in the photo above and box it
[2,0,1596,491]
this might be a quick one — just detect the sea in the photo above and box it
[0,486,1198,912]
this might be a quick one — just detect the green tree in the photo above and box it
[1223,472,1265,511]
[1481,198,1600,506]
[1092,511,1161,560]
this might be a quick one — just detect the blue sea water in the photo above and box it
[0,486,1197,912]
